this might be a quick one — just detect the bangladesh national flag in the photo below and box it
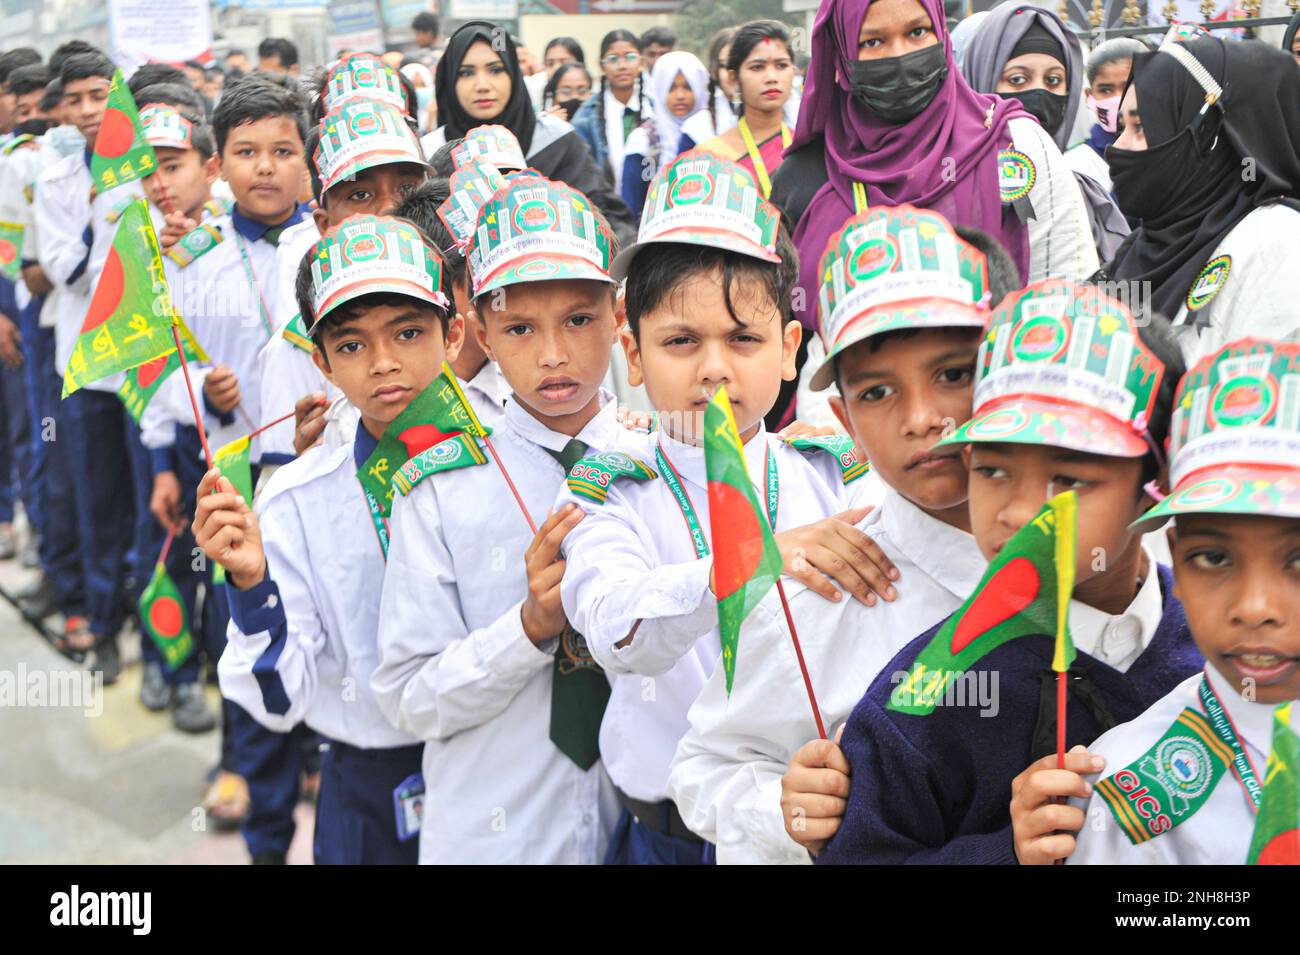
[140,562,193,669]
[90,70,157,194]
[1247,702,1300,865]
[704,386,782,694]
[888,491,1078,716]
[358,361,490,516]
[62,199,178,397]
[214,435,254,506]
[0,220,23,281]
[117,317,206,424]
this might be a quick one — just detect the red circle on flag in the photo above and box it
[1256,829,1300,865]
[148,595,184,639]
[949,556,1039,655]
[82,247,125,331]
[708,482,765,601]
[96,108,137,159]
[399,423,451,459]
[0,239,15,263]
[135,355,169,389]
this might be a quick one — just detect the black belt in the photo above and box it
[616,789,703,844]
[324,739,424,763]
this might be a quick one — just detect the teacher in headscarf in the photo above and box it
[424,20,635,243]
[1102,36,1300,361]
[772,0,1096,339]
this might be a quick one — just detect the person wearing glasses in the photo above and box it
[572,30,649,195]
[542,62,594,123]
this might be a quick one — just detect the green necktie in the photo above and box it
[622,107,638,144]
[262,224,287,247]
[544,439,611,770]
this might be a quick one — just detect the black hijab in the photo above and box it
[434,21,537,153]
[1106,38,1300,317]
[1284,10,1300,56]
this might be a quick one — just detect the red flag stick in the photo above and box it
[171,322,213,470]
[775,578,827,740]
[157,522,178,568]
[1054,669,1068,866]
[481,433,538,535]
[245,407,297,442]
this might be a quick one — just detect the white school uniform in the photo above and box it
[556,426,884,806]
[667,487,986,863]
[372,392,638,864]
[0,140,45,314]
[1070,664,1284,865]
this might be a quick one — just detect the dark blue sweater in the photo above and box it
[817,565,1203,865]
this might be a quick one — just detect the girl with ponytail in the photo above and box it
[571,29,646,193]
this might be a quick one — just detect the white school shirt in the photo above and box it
[1068,554,1162,672]
[557,425,885,804]
[16,139,64,328]
[1069,665,1282,865]
[667,488,986,863]
[0,142,46,314]
[603,85,636,194]
[372,393,638,864]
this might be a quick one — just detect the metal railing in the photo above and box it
[1055,0,1299,39]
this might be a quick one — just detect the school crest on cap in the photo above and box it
[467,176,614,298]
[810,205,990,392]
[610,151,780,282]
[139,105,193,151]
[323,53,408,113]
[1133,338,1300,532]
[451,125,527,173]
[308,214,448,328]
[438,161,506,252]
[314,100,423,196]
[939,281,1166,458]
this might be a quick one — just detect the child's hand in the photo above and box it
[1010,745,1105,865]
[150,470,182,529]
[780,725,850,855]
[616,405,654,432]
[520,504,584,646]
[293,392,329,456]
[192,468,266,590]
[204,364,241,414]
[777,421,838,441]
[159,210,198,250]
[773,507,898,605]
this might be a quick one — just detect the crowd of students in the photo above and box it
[1,0,1298,866]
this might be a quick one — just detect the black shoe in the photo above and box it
[17,576,59,620]
[251,852,286,865]
[172,682,216,733]
[140,661,172,711]
[92,639,122,686]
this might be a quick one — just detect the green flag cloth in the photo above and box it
[214,435,254,506]
[704,386,782,694]
[140,562,193,669]
[89,70,158,194]
[0,220,23,281]
[62,200,178,397]
[1248,702,1300,865]
[888,491,1078,716]
[358,361,491,516]
[117,318,206,424]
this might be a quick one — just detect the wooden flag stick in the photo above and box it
[775,578,827,740]
[481,433,538,535]
[172,322,213,470]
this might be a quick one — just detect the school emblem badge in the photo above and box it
[998,149,1036,203]
[1186,254,1231,312]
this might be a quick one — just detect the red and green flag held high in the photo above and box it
[90,70,157,194]
[703,386,783,695]
[117,318,206,424]
[139,527,193,669]
[62,199,184,397]
[1247,701,1300,865]
[888,491,1078,716]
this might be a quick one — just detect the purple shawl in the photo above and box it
[789,0,1030,330]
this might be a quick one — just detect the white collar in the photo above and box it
[1204,662,1283,759]
[503,387,618,455]
[1069,549,1163,666]
[878,488,985,599]
[655,423,769,491]
[464,360,511,410]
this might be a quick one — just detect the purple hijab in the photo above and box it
[789,0,1030,331]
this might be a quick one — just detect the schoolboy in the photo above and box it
[554,152,894,865]
[371,175,638,864]
[668,206,1022,863]
[194,214,463,864]
[816,280,1204,864]
[1021,338,1300,864]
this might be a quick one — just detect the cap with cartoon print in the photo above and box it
[314,99,424,196]
[938,281,1167,459]
[1131,338,1300,533]
[809,205,991,392]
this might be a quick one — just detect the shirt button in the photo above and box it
[266,594,278,609]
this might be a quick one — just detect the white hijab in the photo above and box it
[648,51,710,165]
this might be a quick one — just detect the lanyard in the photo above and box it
[233,232,275,339]
[655,441,778,559]
[361,483,390,561]
[852,181,868,214]
[1197,671,1263,812]
[737,117,792,199]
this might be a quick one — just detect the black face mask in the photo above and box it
[1107,125,1205,221]
[1002,88,1066,137]
[558,98,584,122]
[847,44,948,124]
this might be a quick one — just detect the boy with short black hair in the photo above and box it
[669,206,1021,863]
[816,280,1203,864]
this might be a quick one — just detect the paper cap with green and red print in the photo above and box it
[938,281,1167,459]
[466,175,614,298]
[1132,338,1300,533]
[139,104,194,151]
[307,214,448,330]
[438,161,506,252]
[451,125,527,173]
[323,53,409,113]
[314,100,424,196]
[610,150,781,282]
[809,205,991,392]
